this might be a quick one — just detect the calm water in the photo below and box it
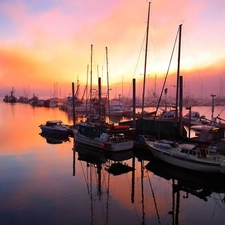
[1,100,225,225]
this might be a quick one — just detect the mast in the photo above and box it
[75,77,80,98]
[179,76,183,135]
[141,1,151,118]
[98,77,102,118]
[106,46,110,120]
[175,24,182,123]
[85,65,89,114]
[72,82,75,126]
[89,44,93,117]
[211,94,216,123]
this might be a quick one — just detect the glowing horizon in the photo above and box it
[0,0,225,99]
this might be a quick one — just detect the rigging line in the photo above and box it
[201,97,225,118]
[80,161,91,195]
[147,171,161,225]
[217,105,225,117]
[125,171,133,194]
[210,193,225,213]
[79,161,94,224]
[182,28,205,90]
[201,101,225,120]
[214,98,225,107]
[210,193,225,202]
[154,26,179,119]
[126,31,147,100]
[134,32,147,79]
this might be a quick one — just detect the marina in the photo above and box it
[1,99,225,225]
[1,1,225,224]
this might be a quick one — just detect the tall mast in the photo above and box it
[175,24,182,123]
[106,46,110,120]
[98,77,102,118]
[90,44,93,116]
[141,2,151,118]
[85,64,89,113]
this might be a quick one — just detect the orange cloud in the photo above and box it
[0,0,225,99]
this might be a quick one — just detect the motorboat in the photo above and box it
[39,120,72,136]
[182,111,201,125]
[49,98,58,108]
[60,96,87,114]
[159,109,177,120]
[143,136,225,173]
[106,102,123,117]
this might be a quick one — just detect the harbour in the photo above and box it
[1,99,225,225]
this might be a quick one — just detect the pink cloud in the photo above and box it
[0,0,225,99]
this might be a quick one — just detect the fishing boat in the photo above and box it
[74,122,134,152]
[73,44,134,152]
[61,96,87,114]
[39,120,72,136]
[143,137,225,173]
[3,87,17,103]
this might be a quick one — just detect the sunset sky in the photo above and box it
[0,0,225,100]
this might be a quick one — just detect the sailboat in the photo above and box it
[144,136,225,173]
[119,3,187,141]
[141,24,225,173]
[73,45,134,152]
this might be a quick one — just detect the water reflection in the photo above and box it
[145,158,225,224]
[73,143,135,224]
[39,132,71,144]
[71,142,225,225]
[75,143,135,176]
[2,100,225,225]
[146,158,225,194]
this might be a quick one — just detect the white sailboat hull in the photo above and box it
[145,141,225,173]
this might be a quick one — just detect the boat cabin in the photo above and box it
[180,148,209,158]
[109,133,125,142]
[77,123,108,139]
[45,120,63,126]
